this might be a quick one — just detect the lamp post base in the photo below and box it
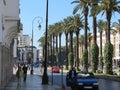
[42,72,48,84]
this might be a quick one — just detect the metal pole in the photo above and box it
[31,16,42,75]
[31,25,34,74]
[42,0,49,84]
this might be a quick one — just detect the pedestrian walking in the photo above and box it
[16,64,23,84]
[68,67,77,90]
[22,64,28,82]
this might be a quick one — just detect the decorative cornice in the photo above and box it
[4,16,19,21]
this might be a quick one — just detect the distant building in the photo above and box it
[95,28,119,68]
[95,28,120,75]
[17,31,31,47]
[38,47,43,61]
[17,31,39,63]
[78,27,120,72]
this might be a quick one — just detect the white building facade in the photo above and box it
[0,0,21,89]
[96,29,120,70]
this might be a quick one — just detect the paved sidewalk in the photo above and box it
[4,69,61,90]
[4,75,61,90]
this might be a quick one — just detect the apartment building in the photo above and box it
[96,28,120,68]
[78,28,120,73]
[0,0,21,89]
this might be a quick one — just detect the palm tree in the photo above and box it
[68,16,74,55]
[71,0,89,71]
[48,25,56,65]
[48,22,64,66]
[63,18,70,69]
[89,0,100,72]
[47,25,54,66]
[55,22,63,67]
[79,35,84,67]
[100,0,120,42]
[99,0,120,74]
[90,0,99,42]
[72,14,84,70]
[54,25,60,66]
[97,20,106,70]
[64,16,75,68]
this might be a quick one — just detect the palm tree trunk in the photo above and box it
[100,31,102,56]
[84,15,88,50]
[70,31,74,67]
[76,31,79,70]
[50,36,53,85]
[53,35,55,60]
[93,16,97,43]
[56,36,58,66]
[56,36,58,52]
[66,33,69,70]
[84,7,88,71]
[100,31,103,70]
[70,31,73,53]
[59,34,61,67]
[107,14,111,43]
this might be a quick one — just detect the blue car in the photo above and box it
[66,71,99,90]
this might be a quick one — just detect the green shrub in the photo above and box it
[104,42,113,74]
[82,49,88,71]
[91,43,99,73]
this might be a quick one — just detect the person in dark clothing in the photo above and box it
[22,64,28,82]
[68,67,77,90]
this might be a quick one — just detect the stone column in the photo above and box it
[0,0,2,43]
[0,46,2,89]
[0,0,2,89]
[13,38,17,58]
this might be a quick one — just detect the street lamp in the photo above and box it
[42,0,49,84]
[31,16,42,75]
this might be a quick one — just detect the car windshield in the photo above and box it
[77,72,95,78]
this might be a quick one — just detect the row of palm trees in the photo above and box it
[38,0,120,74]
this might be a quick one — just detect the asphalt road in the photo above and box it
[48,72,120,90]
[33,68,120,90]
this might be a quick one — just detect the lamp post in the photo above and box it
[31,16,42,75]
[42,0,49,84]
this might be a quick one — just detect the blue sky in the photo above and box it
[20,0,120,48]
[20,0,74,48]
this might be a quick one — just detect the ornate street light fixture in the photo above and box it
[31,16,42,74]
[42,0,49,84]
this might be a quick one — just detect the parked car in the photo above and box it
[51,66,60,73]
[66,71,99,90]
